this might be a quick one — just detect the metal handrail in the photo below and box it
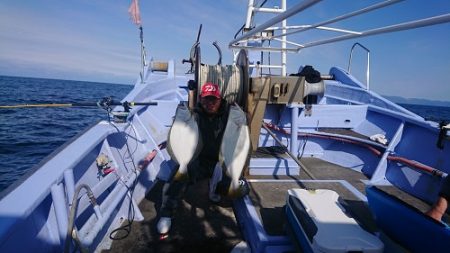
[230,0,450,52]
[231,0,321,46]
[347,43,370,90]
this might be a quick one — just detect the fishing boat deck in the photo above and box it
[246,157,377,236]
[106,157,447,253]
[106,157,373,252]
[105,179,242,253]
[248,157,449,248]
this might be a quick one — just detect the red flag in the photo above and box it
[128,0,141,26]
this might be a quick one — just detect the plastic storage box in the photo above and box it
[285,189,383,253]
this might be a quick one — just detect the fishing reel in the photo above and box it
[97,97,114,112]
[97,97,128,123]
[96,97,157,123]
[96,153,115,177]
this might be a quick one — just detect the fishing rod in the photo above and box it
[0,97,157,112]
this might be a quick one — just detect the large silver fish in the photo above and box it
[167,105,200,181]
[220,105,251,197]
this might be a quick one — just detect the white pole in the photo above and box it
[302,13,450,48]
[271,0,404,40]
[245,0,255,29]
[281,0,287,76]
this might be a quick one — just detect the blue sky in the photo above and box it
[0,0,449,101]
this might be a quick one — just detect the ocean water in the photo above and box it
[1,75,450,193]
[400,103,450,123]
[0,76,132,193]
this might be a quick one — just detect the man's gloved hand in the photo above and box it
[439,176,450,201]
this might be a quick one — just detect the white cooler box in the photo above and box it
[285,189,383,253]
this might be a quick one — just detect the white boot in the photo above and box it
[157,217,172,234]
[209,163,223,203]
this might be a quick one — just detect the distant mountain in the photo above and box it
[383,95,450,107]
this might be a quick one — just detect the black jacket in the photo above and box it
[194,99,229,164]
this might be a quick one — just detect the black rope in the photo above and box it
[298,136,309,160]
[107,120,139,240]
[94,98,160,240]
[233,24,246,39]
